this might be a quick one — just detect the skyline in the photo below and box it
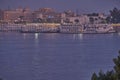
[0,0,120,13]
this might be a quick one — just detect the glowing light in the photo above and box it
[73,33,83,40]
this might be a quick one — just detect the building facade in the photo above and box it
[1,8,33,23]
[33,8,61,23]
[61,15,90,24]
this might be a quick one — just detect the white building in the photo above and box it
[61,15,89,24]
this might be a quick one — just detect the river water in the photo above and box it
[0,32,120,80]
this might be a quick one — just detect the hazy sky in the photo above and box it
[0,0,120,13]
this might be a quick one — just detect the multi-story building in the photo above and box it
[61,10,90,24]
[68,15,89,24]
[1,8,33,23]
[61,14,89,24]
[0,8,107,24]
[64,10,76,17]
[87,13,107,24]
[33,8,61,23]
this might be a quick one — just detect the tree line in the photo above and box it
[106,7,120,23]
[91,51,120,80]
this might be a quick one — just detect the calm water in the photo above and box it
[0,32,120,80]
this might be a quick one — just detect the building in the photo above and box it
[33,8,61,23]
[61,15,89,24]
[87,13,107,24]
[1,8,33,23]
[64,10,76,17]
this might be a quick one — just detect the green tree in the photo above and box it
[106,16,111,23]
[105,70,116,80]
[91,70,116,80]
[113,50,120,80]
[110,7,120,23]
[91,51,120,80]
[91,72,98,80]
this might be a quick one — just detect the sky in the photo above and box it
[0,0,120,13]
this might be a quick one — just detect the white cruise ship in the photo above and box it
[59,23,83,33]
[60,23,116,34]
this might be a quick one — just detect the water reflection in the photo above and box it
[35,33,39,40]
[118,32,120,36]
[73,34,83,40]
[23,33,27,39]
[44,33,58,39]
[78,34,83,40]
[34,33,39,47]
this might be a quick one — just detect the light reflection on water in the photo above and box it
[73,34,83,40]
[35,33,39,40]
[118,32,120,36]
[34,33,39,48]
[23,33,27,39]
